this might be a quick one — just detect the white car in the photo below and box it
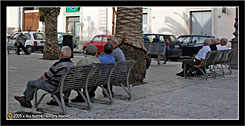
[7,31,45,54]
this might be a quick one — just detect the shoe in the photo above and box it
[46,99,69,106]
[71,97,85,103]
[14,96,32,108]
[176,71,184,77]
[26,53,31,55]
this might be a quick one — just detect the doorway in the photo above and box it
[24,12,39,31]
[66,16,80,42]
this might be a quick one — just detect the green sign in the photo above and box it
[66,7,80,12]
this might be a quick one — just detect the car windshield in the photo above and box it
[177,36,191,43]
[92,36,102,42]
[33,33,45,40]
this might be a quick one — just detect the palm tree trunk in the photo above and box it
[115,7,150,85]
[41,8,60,60]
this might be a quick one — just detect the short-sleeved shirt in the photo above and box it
[195,45,211,60]
[112,47,126,62]
[76,55,101,66]
[99,55,115,63]
[16,36,26,44]
[217,45,229,50]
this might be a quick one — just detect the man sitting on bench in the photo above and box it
[176,39,211,77]
[14,46,74,108]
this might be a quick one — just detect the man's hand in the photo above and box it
[40,75,47,80]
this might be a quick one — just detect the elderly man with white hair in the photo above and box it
[176,38,211,77]
[217,38,230,50]
[14,46,74,108]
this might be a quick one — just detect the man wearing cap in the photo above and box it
[71,44,101,102]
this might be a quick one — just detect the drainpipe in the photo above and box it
[16,7,21,32]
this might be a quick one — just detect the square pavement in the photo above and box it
[6,52,239,119]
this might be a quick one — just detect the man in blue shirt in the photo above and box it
[88,43,115,98]
[16,33,30,55]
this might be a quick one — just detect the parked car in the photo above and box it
[177,35,215,58]
[83,35,113,53]
[143,34,182,61]
[7,31,45,53]
[57,32,78,48]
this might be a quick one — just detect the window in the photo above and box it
[199,37,207,43]
[142,13,148,33]
[144,35,157,43]
[103,37,109,42]
[159,36,166,43]
[169,35,177,43]
[33,33,45,40]
[178,37,191,43]
[192,37,199,43]
[92,37,102,42]
[12,33,19,39]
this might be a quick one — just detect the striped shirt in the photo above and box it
[44,58,74,86]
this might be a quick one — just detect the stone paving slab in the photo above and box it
[6,52,239,120]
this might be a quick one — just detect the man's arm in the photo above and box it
[194,59,204,67]
[16,37,20,45]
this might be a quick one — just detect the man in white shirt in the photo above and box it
[176,38,211,77]
[217,38,229,50]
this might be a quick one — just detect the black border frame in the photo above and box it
[1,0,244,126]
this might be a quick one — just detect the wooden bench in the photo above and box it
[144,43,167,64]
[33,60,135,114]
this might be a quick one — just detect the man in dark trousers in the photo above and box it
[14,46,74,108]
[16,33,30,55]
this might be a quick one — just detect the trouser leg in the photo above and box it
[24,79,57,101]
[17,45,21,55]
[20,44,29,54]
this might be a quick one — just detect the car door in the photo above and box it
[91,36,103,52]
[8,33,20,46]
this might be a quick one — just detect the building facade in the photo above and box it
[7,7,236,49]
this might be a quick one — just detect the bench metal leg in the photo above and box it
[77,89,91,110]
[34,88,48,108]
[52,94,67,114]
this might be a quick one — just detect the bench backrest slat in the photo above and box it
[110,60,136,84]
[60,66,93,92]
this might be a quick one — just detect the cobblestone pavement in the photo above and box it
[6,51,239,120]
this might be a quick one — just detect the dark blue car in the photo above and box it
[177,35,215,58]
[143,34,182,61]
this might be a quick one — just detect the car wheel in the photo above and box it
[26,46,33,54]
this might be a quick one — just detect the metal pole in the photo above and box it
[230,7,238,70]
